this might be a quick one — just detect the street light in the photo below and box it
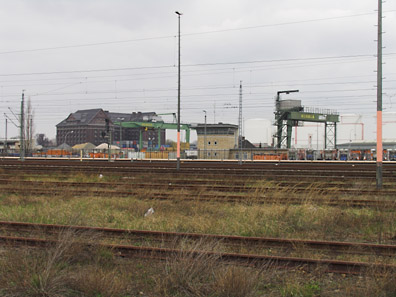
[148,137,155,151]
[64,130,74,145]
[175,11,182,170]
[203,110,207,159]
[117,117,124,143]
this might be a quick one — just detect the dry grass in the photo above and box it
[0,234,395,296]
[0,230,77,296]
[339,272,396,297]
[69,266,131,297]
[154,239,260,297]
[0,171,395,295]
[0,189,395,243]
[154,241,220,296]
[213,266,260,297]
[0,229,132,297]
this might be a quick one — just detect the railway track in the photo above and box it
[0,173,381,187]
[2,171,394,191]
[1,221,395,256]
[1,184,394,209]
[0,221,395,275]
[3,158,396,170]
[1,178,395,196]
[1,159,396,179]
[2,159,395,208]
[1,159,395,278]
[1,168,380,181]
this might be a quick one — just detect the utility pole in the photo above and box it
[109,128,113,162]
[105,118,111,162]
[4,118,7,156]
[213,102,216,123]
[175,11,182,170]
[238,81,243,165]
[20,91,25,161]
[203,110,207,159]
[4,112,19,156]
[376,0,383,189]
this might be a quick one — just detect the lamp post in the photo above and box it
[4,117,7,156]
[203,110,207,159]
[117,117,124,145]
[175,11,182,171]
[63,130,74,158]
[148,137,155,151]
[20,91,25,161]
[64,130,74,145]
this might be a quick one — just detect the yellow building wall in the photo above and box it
[197,133,237,159]
[197,134,237,150]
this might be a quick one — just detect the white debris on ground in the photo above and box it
[144,207,155,217]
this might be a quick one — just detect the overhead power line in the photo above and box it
[1,53,393,77]
[183,11,395,37]
[0,10,395,56]
[182,54,378,68]
[0,35,175,55]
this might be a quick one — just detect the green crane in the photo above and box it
[114,121,191,151]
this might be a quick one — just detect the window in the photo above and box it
[208,141,211,145]
[214,141,217,145]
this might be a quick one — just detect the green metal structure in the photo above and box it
[275,90,339,149]
[115,121,191,150]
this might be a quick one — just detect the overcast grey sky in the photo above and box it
[0,0,395,141]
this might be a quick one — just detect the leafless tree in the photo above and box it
[25,97,35,154]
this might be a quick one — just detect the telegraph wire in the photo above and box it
[0,90,383,106]
[183,11,396,37]
[3,66,393,85]
[0,85,382,99]
[0,65,174,77]
[0,70,387,86]
[1,10,395,56]
[1,53,394,81]
[0,78,388,92]
[1,53,393,77]
[181,54,377,68]
[0,35,175,55]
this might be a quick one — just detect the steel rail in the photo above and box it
[0,173,387,188]
[1,221,395,255]
[0,161,384,172]
[0,234,394,275]
[2,162,395,180]
[1,179,395,195]
[1,186,394,209]
[1,167,383,181]
[2,159,396,176]
[3,158,396,169]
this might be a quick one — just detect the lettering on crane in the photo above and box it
[300,114,315,119]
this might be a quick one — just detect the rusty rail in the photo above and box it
[0,234,394,275]
[1,179,395,195]
[1,185,394,209]
[2,159,396,179]
[1,221,395,255]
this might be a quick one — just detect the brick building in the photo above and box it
[56,109,165,148]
